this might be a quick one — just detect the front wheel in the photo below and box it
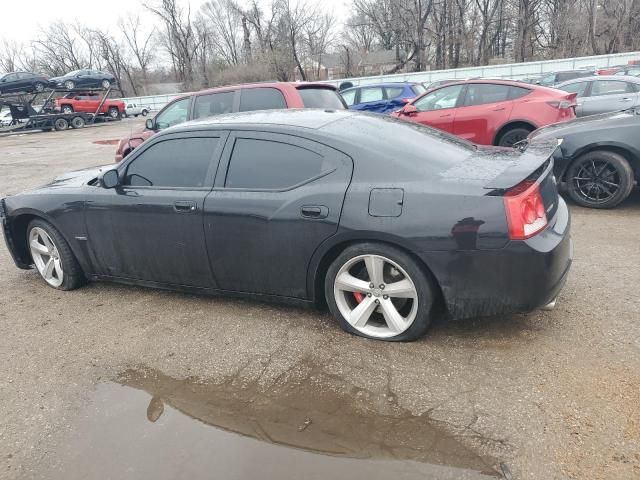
[101,79,111,89]
[141,109,148,116]
[566,151,634,208]
[64,80,75,90]
[497,127,532,147]
[34,82,45,92]
[27,219,85,290]
[325,243,436,341]
[61,105,73,114]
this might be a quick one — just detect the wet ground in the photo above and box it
[0,120,639,480]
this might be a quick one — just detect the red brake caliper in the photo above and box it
[353,292,365,303]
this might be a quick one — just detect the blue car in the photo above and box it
[340,82,426,114]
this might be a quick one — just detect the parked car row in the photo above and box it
[0,69,117,96]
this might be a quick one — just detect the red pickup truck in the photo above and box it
[56,93,125,119]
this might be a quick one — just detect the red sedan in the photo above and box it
[391,80,577,146]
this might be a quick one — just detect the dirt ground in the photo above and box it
[0,119,638,480]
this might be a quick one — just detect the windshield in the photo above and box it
[297,88,346,109]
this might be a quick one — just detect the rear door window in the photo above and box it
[225,138,326,190]
[560,81,590,97]
[359,87,385,103]
[125,137,219,188]
[239,88,286,112]
[385,87,405,99]
[461,84,511,106]
[507,86,531,100]
[193,91,235,119]
[297,88,345,109]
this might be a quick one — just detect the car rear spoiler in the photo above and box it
[484,138,561,190]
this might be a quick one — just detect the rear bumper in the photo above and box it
[420,197,572,320]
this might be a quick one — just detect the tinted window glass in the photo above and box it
[591,80,634,96]
[239,88,286,111]
[539,74,556,86]
[462,84,510,106]
[155,97,190,129]
[193,91,235,119]
[560,81,589,97]
[508,86,531,100]
[341,89,357,106]
[226,138,325,189]
[360,87,384,103]
[385,87,405,99]
[298,88,345,109]
[125,137,218,188]
[413,85,463,112]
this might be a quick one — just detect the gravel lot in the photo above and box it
[0,119,639,480]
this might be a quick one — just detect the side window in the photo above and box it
[385,87,405,99]
[508,86,531,100]
[341,89,357,106]
[4,73,17,82]
[413,85,463,112]
[359,87,385,103]
[124,137,219,188]
[193,91,235,119]
[591,80,634,96]
[461,84,510,106]
[154,97,190,129]
[539,74,556,86]
[225,138,325,190]
[560,81,589,97]
[239,88,286,112]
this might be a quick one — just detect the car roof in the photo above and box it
[558,75,640,85]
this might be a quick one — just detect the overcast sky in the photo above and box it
[1,0,350,43]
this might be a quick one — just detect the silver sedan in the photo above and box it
[555,75,640,117]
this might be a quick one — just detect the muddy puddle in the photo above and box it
[44,367,501,479]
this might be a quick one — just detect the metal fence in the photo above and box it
[118,51,640,110]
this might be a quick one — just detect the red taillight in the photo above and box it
[503,180,548,240]
[546,100,575,109]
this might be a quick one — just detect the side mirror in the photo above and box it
[402,104,418,115]
[101,169,120,189]
[145,118,155,130]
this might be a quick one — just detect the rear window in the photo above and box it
[297,88,345,109]
[239,87,286,112]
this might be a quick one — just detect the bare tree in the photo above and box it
[119,15,155,92]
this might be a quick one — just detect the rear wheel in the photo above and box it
[101,79,111,89]
[34,82,45,92]
[54,118,68,131]
[70,116,85,129]
[566,151,634,208]
[141,109,148,116]
[61,105,73,114]
[27,219,85,290]
[107,107,120,119]
[325,243,436,341]
[64,80,75,90]
[497,127,532,147]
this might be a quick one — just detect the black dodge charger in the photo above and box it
[0,110,572,341]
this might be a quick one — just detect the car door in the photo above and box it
[581,79,639,116]
[84,131,227,287]
[203,131,353,298]
[352,86,388,113]
[403,84,464,134]
[452,83,514,144]
[1,73,18,92]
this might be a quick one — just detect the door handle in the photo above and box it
[621,97,632,101]
[439,113,452,118]
[301,205,329,219]
[493,106,506,111]
[174,200,197,212]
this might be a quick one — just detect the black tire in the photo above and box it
[101,79,111,89]
[27,218,85,291]
[324,242,436,342]
[141,109,148,116]
[497,127,532,147]
[61,105,74,114]
[107,107,120,119]
[566,150,634,209]
[34,82,45,92]
[70,116,85,129]
[64,80,75,90]
[54,118,68,131]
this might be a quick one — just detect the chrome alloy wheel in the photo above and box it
[29,227,64,288]
[333,254,418,339]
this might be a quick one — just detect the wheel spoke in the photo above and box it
[384,278,416,299]
[30,240,49,255]
[601,179,619,188]
[348,296,378,328]
[380,298,406,333]
[40,233,54,252]
[53,259,63,279]
[335,272,371,294]
[364,256,384,286]
[43,258,55,279]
